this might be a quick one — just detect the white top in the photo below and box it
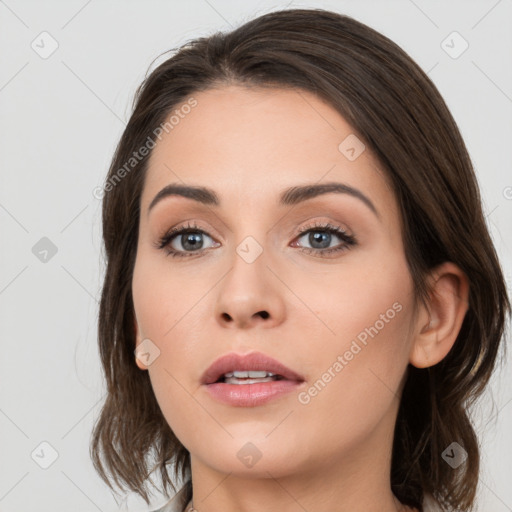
[150,485,192,512]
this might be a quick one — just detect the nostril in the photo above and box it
[258,311,269,319]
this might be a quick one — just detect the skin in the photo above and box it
[132,85,469,512]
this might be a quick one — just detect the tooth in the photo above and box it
[226,370,276,379]
[248,371,269,378]
[224,376,277,385]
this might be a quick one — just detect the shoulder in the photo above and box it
[400,493,442,512]
[423,492,443,512]
[150,500,181,512]
[150,485,191,512]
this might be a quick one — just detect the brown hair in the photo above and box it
[90,8,510,511]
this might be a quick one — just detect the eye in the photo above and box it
[154,220,357,259]
[292,221,357,258]
[154,221,219,258]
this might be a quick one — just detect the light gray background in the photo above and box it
[1,0,511,511]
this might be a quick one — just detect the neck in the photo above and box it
[186,407,410,512]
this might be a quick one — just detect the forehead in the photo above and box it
[141,85,394,217]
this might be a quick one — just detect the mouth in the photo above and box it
[214,370,288,385]
[201,351,305,386]
[201,351,305,407]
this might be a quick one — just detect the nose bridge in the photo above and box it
[225,199,273,265]
[227,229,270,297]
[213,222,285,328]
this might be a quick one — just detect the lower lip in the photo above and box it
[204,379,304,407]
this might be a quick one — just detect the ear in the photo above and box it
[133,314,148,371]
[409,262,470,368]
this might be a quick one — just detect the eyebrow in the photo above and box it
[147,182,379,218]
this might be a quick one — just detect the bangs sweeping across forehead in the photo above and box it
[90,8,510,511]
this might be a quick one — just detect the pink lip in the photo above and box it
[201,351,305,385]
[201,351,306,407]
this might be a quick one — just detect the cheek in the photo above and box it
[294,303,413,457]
[300,252,414,416]
[314,297,412,424]
[131,254,207,435]
[304,244,412,348]
[132,251,193,340]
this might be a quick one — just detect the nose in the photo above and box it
[220,309,270,326]
[214,249,285,329]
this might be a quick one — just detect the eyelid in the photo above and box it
[155,219,222,242]
[279,215,353,241]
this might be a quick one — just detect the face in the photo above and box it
[132,85,418,479]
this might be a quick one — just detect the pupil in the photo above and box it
[310,231,330,249]
[182,233,203,251]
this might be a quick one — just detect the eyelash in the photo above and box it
[154,220,357,259]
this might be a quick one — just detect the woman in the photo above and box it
[90,8,510,512]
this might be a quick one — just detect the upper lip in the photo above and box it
[201,351,305,385]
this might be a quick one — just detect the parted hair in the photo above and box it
[90,8,510,511]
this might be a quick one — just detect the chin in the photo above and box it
[194,437,307,477]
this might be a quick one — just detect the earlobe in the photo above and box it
[409,262,469,369]
[135,357,148,371]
